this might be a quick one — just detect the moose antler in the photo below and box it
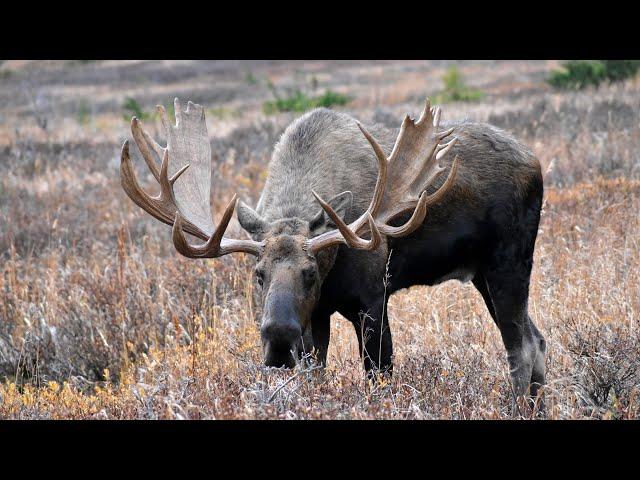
[120,98,264,258]
[307,98,459,254]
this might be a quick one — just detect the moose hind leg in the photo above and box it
[484,263,544,403]
[475,271,546,401]
[528,316,546,398]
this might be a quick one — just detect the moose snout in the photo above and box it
[262,322,301,368]
[261,293,302,368]
[261,319,301,347]
[261,318,301,368]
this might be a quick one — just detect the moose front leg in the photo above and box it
[342,299,393,376]
[309,308,332,367]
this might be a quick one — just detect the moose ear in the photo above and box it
[309,191,353,233]
[237,200,269,239]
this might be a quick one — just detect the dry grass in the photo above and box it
[1,60,639,419]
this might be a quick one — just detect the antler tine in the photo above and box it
[433,107,442,128]
[422,155,459,209]
[308,191,381,252]
[172,195,264,258]
[379,190,429,237]
[130,117,161,181]
[157,104,171,133]
[417,98,433,126]
[141,125,165,163]
[353,121,388,231]
[173,98,183,122]
[437,127,456,141]
[436,136,458,161]
[172,194,231,257]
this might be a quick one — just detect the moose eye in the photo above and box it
[255,269,265,287]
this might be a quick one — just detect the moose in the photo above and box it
[120,97,546,401]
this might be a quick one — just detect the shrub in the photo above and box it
[315,89,350,108]
[548,60,640,90]
[245,69,258,85]
[263,89,350,114]
[434,66,483,104]
[548,61,607,89]
[122,97,150,122]
[76,100,90,125]
[601,60,640,82]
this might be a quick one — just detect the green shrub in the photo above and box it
[263,89,350,114]
[314,89,350,108]
[548,60,640,90]
[548,61,607,89]
[434,66,483,104]
[245,69,258,85]
[77,100,90,125]
[601,60,640,82]
[122,97,150,122]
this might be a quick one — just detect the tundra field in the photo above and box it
[0,60,639,419]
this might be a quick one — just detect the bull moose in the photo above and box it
[120,97,546,401]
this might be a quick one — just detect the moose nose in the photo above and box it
[261,320,300,369]
[263,342,298,368]
[260,318,301,348]
[261,293,302,344]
